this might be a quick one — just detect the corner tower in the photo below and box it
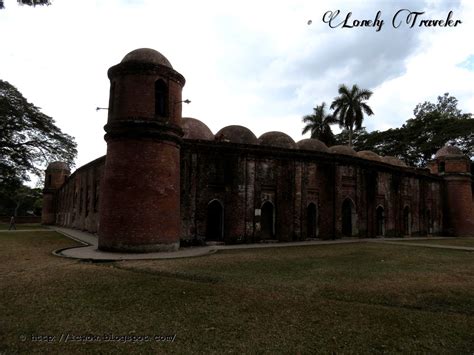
[98,48,186,252]
[429,146,474,236]
[42,162,70,225]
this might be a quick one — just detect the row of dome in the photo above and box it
[182,117,407,167]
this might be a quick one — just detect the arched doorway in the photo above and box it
[403,206,411,236]
[261,201,275,239]
[376,206,385,236]
[426,209,432,234]
[307,203,318,238]
[342,198,356,237]
[206,200,224,241]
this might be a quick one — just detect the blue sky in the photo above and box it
[0,0,473,177]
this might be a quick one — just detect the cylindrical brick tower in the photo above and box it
[42,161,70,225]
[431,145,474,236]
[98,48,185,252]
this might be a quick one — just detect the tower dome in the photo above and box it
[435,145,464,159]
[121,48,173,68]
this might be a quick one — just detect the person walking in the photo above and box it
[8,216,16,230]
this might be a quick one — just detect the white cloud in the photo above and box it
[0,0,472,181]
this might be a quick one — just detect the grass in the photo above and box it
[397,237,474,248]
[1,231,473,354]
[0,223,46,231]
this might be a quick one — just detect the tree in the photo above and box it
[335,93,474,167]
[0,0,51,9]
[0,79,77,185]
[330,84,374,147]
[301,102,338,145]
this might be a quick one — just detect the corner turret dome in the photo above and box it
[435,145,464,159]
[121,48,173,68]
[258,131,296,149]
[47,161,69,170]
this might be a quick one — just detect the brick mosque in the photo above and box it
[41,48,474,252]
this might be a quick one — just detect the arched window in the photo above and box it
[108,81,116,113]
[376,206,385,236]
[439,162,445,173]
[155,79,168,117]
[403,206,411,236]
[307,202,318,238]
[206,200,224,241]
[261,201,275,239]
[342,198,357,237]
[47,174,52,187]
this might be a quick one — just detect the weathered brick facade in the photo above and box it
[42,49,474,252]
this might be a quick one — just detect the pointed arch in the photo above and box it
[403,206,411,236]
[342,198,357,237]
[376,205,385,236]
[307,202,318,238]
[261,200,275,239]
[155,79,168,117]
[206,199,224,241]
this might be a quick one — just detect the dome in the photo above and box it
[47,161,69,170]
[296,138,329,153]
[121,48,173,68]
[182,117,214,141]
[215,125,258,145]
[435,145,463,159]
[357,150,383,162]
[329,145,357,156]
[258,131,296,149]
[383,156,407,167]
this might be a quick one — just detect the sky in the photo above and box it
[1,0,473,179]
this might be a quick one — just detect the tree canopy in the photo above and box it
[0,79,77,185]
[335,93,474,166]
[0,0,51,9]
[330,84,374,147]
[301,102,338,146]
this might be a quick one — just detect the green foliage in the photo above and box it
[335,93,474,166]
[330,84,374,147]
[301,102,338,145]
[0,79,77,184]
[0,177,42,216]
[0,0,51,9]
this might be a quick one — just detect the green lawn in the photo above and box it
[1,231,473,354]
[0,223,46,231]
[397,237,474,248]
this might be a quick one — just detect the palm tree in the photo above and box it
[330,84,374,147]
[302,102,338,145]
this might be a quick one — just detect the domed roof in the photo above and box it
[182,117,214,141]
[215,125,258,145]
[357,150,383,162]
[258,131,296,149]
[329,145,357,156]
[435,145,464,159]
[47,161,69,170]
[121,48,173,68]
[383,156,407,167]
[296,138,329,153]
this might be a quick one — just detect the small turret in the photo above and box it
[431,145,474,236]
[41,161,70,225]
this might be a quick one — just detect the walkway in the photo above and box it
[47,226,474,261]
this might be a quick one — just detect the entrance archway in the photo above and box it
[261,201,275,239]
[342,198,357,237]
[206,200,224,241]
[403,206,411,236]
[307,203,317,238]
[376,206,385,236]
